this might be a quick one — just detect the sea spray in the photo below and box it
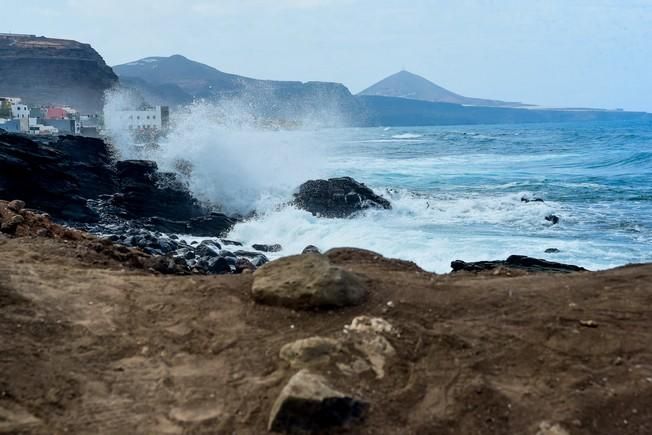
[103,90,330,214]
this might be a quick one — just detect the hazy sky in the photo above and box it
[8,0,652,111]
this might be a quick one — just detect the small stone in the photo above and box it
[268,369,367,433]
[545,248,560,253]
[280,337,341,367]
[1,214,24,234]
[36,228,51,238]
[579,319,598,328]
[7,200,26,212]
[344,316,395,335]
[302,245,321,254]
[252,243,282,253]
[234,258,256,274]
[206,257,231,275]
[536,421,570,435]
[545,214,560,225]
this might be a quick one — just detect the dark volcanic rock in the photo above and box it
[252,243,282,253]
[545,248,561,254]
[186,213,235,237]
[234,258,256,274]
[302,245,321,254]
[451,255,586,274]
[545,214,560,225]
[113,160,201,221]
[293,177,391,218]
[0,133,117,222]
[195,240,222,258]
[521,196,545,203]
[0,132,235,236]
[205,257,231,274]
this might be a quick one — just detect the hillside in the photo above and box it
[0,34,117,113]
[114,55,362,125]
[359,70,526,108]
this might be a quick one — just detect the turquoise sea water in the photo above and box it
[228,120,652,272]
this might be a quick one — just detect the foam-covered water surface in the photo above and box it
[229,121,652,272]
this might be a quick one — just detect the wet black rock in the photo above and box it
[186,213,235,237]
[234,258,256,274]
[545,248,561,253]
[234,250,269,267]
[221,239,243,246]
[195,240,222,258]
[451,255,586,274]
[113,160,201,221]
[252,243,282,253]
[293,177,391,218]
[205,257,231,274]
[0,133,117,222]
[302,245,321,254]
[545,214,560,225]
[0,132,236,236]
[521,196,545,203]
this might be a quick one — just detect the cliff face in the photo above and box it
[0,34,118,113]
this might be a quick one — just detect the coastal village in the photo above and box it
[0,95,169,137]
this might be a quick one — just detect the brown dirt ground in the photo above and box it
[1,232,652,434]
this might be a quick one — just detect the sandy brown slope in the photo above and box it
[1,233,651,434]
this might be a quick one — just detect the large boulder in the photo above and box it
[251,254,367,309]
[293,177,391,218]
[451,255,586,274]
[268,369,368,433]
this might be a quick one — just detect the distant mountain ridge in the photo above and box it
[359,70,527,108]
[114,55,362,125]
[114,54,650,127]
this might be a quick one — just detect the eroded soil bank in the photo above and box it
[1,228,651,434]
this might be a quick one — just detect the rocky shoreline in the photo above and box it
[1,131,577,277]
[1,204,651,433]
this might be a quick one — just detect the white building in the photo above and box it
[11,103,29,119]
[104,106,170,132]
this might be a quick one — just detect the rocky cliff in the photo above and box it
[0,34,118,113]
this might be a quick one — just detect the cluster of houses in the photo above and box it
[0,96,99,136]
[0,96,170,138]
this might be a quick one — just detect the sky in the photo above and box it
[7,0,652,111]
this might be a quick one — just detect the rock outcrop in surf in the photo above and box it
[293,176,391,218]
[451,255,586,274]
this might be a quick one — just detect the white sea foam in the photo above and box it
[226,190,605,273]
[103,93,330,214]
[391,133,423,139]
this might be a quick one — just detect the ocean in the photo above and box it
[221,120,652,273]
